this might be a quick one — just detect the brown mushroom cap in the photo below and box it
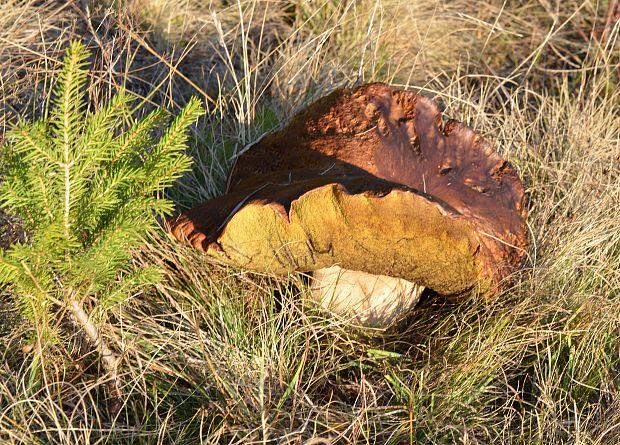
[169,83,527,321]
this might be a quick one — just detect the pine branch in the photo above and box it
[0,40,204,403]
[114,107,168,162]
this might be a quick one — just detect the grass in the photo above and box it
[1,0,619,443]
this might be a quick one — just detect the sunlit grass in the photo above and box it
[0,0,619,443]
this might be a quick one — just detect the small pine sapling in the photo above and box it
[0,41,204,395]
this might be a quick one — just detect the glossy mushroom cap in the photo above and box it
[169,83,527,326]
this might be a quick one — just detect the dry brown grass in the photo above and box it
[1,0,619,443]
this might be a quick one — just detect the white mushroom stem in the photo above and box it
[310,265,425,327]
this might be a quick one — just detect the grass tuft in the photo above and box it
[1,0,619,443]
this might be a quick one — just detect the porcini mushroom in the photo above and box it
[169,83,527,327]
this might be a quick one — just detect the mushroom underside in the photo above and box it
[170,179,485,295]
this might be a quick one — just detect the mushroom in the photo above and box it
[169,83,527,327]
